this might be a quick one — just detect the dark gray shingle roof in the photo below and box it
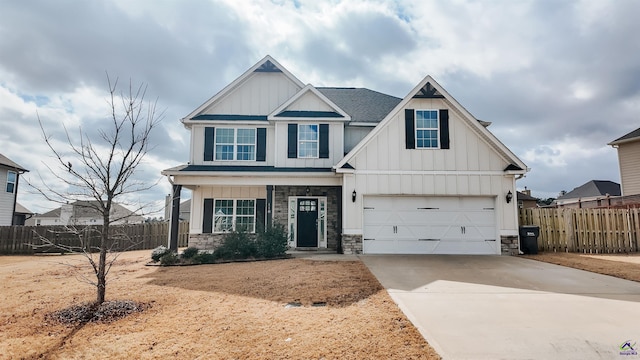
[317,88,401,124]
[557,180,621,200]
[610,127,640,145]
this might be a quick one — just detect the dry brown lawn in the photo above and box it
[523,252,640,283]
[0,251,439,359]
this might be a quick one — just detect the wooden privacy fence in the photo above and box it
[0,222,189,255]
[519,208,640,253]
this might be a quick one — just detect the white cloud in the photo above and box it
[1,0,638,211]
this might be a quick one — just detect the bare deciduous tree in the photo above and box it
[32,75,162,304]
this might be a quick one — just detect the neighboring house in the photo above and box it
[28,200,144,226]
[609,127,640,196]
[0,154,28,226]
[555,180,621,208]
[163,196,191,222]
[13,203,33,226]
[162,56,528,255]
[517,189,538,209]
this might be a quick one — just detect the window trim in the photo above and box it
[6,170,16,193]
[297,124,319,158]
[212,198,256,233]
[415,110,440,149]
[213,128,256,161]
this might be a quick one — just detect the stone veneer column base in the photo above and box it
[342,234,363,255]
[501,235,520,255]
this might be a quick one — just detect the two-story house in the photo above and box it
[0,154,28,226]
[609,127,640,196]
[163,56,528,255]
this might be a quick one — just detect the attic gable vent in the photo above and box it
[413,82,444,99]
[254,60,282,73]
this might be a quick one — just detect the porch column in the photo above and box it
[168,184,182,251]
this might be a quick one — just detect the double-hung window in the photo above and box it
[298,124,318,158]
[415,110,439,148]
[215,128,256,160]
[214,199,255,232]
[6,171,16,193]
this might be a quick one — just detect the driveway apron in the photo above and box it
[360,255,640,360]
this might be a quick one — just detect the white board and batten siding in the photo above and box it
[190,125,276,166]
[273,122,344,168]
[190,186,266,233]
[202,72,301,116]
[342,97,521,253]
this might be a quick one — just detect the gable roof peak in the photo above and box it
[335,74,528,172]
[181,55,304,123]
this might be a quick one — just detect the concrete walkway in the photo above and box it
[360,255,640,360]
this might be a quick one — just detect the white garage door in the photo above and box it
[363,196,497,255]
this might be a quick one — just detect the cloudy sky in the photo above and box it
[1,0,639,216]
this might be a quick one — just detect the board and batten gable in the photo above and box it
[337,76,527,245]
[200,72,302,116]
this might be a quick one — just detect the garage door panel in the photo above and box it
[363,196,497,255]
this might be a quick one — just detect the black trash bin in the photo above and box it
[519,226,539,255]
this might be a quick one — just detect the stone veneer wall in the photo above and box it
[341,234,362,254]
[501,235,520,255]
[189,234,226,251]
[189,233,258,251]
[272,186,342,251]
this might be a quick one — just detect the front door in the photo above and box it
[296,198,318,247]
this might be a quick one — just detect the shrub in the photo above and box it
[214,230,257,260]
[181,247,199,259]
[193,251,216,264]
[256,223,288,258]
[151,245,172,262]
[159,252,179,265]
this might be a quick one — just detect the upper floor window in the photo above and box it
[415,110,439,148]
[298,124,318,158]
[6,171,16,193]
[405,109,449,150]
[215,128,256,161]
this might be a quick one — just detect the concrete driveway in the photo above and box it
[360,255,640,360]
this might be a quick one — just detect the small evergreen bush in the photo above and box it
[159,252,179,265]
[193,251,216,264]
[214,230,257,260]
[151,245,172,262]
[257,224,288,258]
[181,247,199,259]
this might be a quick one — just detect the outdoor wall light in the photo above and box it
[506,190,513,203]
[305,186,310,194]
[352,190,357,203]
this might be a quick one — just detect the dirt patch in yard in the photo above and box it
[523,252,640,283]
[0,251,439,359]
